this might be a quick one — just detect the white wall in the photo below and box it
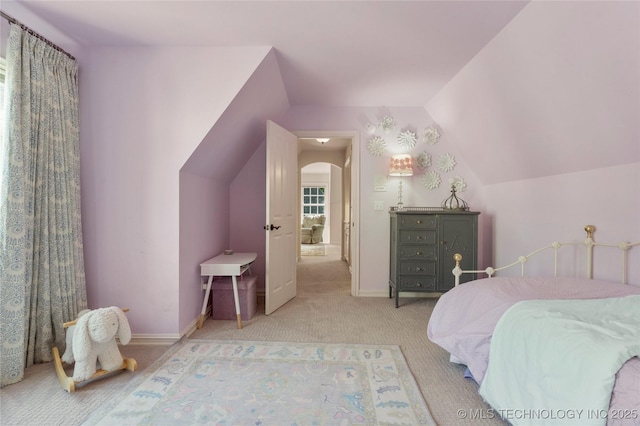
[330,165,342,244]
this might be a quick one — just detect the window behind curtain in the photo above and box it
[302,186,326,216]
[0,57,5,204]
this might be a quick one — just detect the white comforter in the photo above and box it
[427,276,640,425]
[479,295,640,426]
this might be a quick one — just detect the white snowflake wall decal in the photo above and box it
[416,152,431,169]
[366,123,377,135]
[449,176,467,193]
[367,136,386,156]
[423,126,441,145]
[437,153,456,172]
[378,116,395,134]
[397,130,417,150]
[421,170,441,190]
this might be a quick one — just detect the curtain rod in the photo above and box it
[1,10,76,61]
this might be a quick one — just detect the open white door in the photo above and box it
[265,120,298,315]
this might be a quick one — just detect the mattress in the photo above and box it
[427,276,640,424]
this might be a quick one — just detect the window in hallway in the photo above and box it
[302,186,326,216]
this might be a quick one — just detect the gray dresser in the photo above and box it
[389,208,479,307]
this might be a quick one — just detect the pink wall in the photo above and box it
[179,173,230,333]
[427,1,639,185]
[214,105,485,299]
[179,51,288,332]
[0,1,82,59]
[483,164,640,285]
[426,1,639,285]
[3,1,638,342]
[229,142,267,291]
[280,106,484,295]
[80,46,272,335]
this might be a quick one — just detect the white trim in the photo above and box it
[351,131,360,298]
[295,130,360,297]
[127,334,181,345]
[126,310,207,345]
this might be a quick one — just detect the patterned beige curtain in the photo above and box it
[0,24,86,387]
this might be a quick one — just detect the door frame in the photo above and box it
[295,130,360,297]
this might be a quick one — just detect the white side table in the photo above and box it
[199,252,256,329]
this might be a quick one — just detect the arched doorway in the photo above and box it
[300,162,341,259]
[296,134,358,295]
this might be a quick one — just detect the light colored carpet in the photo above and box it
[301,243,326,256]
[84,339,435,425]
[0,243,506,425]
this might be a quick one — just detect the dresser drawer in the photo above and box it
[399,260,436,275]
[398,246,436,260]
[399,215,437,229]
[398,276,436,291]
[399,229,436,245]
[390,210,479,307]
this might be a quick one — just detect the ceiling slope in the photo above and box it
[181,48,290,181]
[427,1,640,185]
[14,0,528,107]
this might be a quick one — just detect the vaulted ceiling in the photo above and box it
[5,0,638,186]
[12,0,529,107]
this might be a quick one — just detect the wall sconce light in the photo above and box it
[316,138,330,144]
[389,154,414,210]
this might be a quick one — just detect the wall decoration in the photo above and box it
[437,153,456,172]
[423,126,441,145]
[441,184,469,211]
[366,123,377,135]
[378,116,395,134]
[367,136,386,156]
[421,170,441,190]
[416,152,431,169]
[449,176,467,193]
[367,113,472,197]
[397,130,417,150]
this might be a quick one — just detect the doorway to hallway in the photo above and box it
[294,131,360,296]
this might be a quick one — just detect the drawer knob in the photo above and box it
[416,220,422,224]
[416,267,423,272]
[416,283,422,287]
[416,236,423,240]
[416,251,422,255]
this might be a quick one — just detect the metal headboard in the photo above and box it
[453,225,640,286]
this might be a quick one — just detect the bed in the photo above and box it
[427,225,640,426]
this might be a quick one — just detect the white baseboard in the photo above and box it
[180,321,198,340]
[127,334,181,345]
[127,306,211,345]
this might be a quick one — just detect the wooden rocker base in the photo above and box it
[52,346,137,393]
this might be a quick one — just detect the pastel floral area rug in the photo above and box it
[83,339,435,425]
